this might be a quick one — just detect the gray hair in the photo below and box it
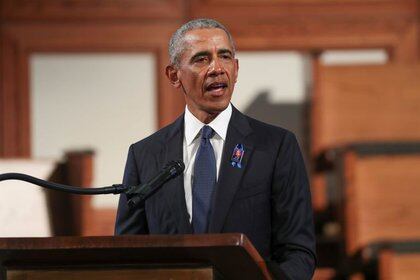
[168,18,236,66]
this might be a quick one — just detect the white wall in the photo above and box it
[0,159,55,237]
[30,54,156,208]
[233,51,309,110]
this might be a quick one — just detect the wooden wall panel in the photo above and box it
[4,23,175,50]
[191,0,418,20]
[1,0,184,21]
[229,19,405,51]
[392,19,420,63]
[0,31,28,157]
[191,0,418,50]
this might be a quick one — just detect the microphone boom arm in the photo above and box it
[0,172,126,195]
[0,160,184,209]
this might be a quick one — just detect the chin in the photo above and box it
[208,99,230,112]
[209,94,231,108]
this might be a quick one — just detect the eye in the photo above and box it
[220,53,233,60]
[193,56,208,63]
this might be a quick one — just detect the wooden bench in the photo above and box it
[312,64,420,159]
[343,149,420,255]
[379,249,420,280]
[310,63,420,214]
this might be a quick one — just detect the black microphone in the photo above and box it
[125,160,184,209]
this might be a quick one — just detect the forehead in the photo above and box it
[181,28,233,54]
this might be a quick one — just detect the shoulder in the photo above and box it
[236,110,297,149]
[246,115,292,138]
[129,114,183,154]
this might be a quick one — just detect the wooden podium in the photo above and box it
[0,233,272,279]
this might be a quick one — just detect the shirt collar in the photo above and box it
[184,103,232,146]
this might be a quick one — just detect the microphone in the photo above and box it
[125,160,184,209]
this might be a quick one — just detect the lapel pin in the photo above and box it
[230,144,244,168]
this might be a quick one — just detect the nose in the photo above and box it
[208,57,225,76]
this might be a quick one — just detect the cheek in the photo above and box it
[180,74,197,89]
[187,69,203,82]
[225,64,238,81]
[193,72,207,89]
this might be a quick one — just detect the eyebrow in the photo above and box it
[190,51,210,63]
[218,49,233,56]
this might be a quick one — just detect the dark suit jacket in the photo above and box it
[115,107,316,279]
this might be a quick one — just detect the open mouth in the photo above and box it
[205,82,228,92]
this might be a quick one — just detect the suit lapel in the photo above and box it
[208,107,254,233]
[160,115,192,234]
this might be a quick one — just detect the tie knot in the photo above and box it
[201,125,214,140]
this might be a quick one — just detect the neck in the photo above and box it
[196,111,220,124]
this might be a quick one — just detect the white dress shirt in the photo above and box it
[183,103,232,222]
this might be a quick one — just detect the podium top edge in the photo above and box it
[0,233,250,250]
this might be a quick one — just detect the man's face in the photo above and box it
[167,28,239,122]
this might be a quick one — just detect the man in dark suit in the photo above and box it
[115,18,316,279]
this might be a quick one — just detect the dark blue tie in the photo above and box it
[192,125,216,233]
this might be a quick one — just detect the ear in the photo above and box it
[165,65,181,88]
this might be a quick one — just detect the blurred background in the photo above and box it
[1,0,420,279]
